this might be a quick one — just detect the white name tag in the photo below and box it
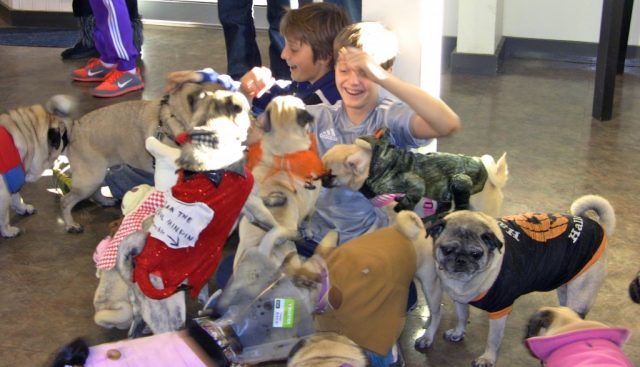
[149,193,214,249]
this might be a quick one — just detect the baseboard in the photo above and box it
[0,3,76,28]
[450,37,505,75]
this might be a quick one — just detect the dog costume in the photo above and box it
[133,162,253,299]
[357,129,488,220]
[314,227,416,356]
[471,213,606,319]
[246,133,324,191]
[0,126,26,193]
[526,328,633,367]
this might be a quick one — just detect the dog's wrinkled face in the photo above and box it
[429,211,504,282]
[321,143,372,190]
[176,90,251,171]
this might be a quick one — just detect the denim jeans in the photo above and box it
[217,0,291,80]
[103,164,154,201]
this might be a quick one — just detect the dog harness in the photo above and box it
[526,328,633,367]
[314,227,417,356]
[133,164,253,299]
[470,213,607,319]
[94,190,166,270]
[246,133,324,191]
[0,126,26,193]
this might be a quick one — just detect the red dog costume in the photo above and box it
[133,162,253,299]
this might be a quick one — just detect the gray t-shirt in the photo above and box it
[305,98,431,244]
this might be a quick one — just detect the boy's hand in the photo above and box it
[339,47,390,83]
[165,70,203,93]
[240,67,276,99]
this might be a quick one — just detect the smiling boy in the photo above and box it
[167,2,350,115]
[300,22,461,249]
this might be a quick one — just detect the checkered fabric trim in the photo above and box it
[94,190,166,270]
[190,131,218,148]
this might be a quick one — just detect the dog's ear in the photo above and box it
[525,309,554,339]
[354,138,373,151]
[296,108,314,128]
[427,219,446,239]
[345,150,369,176]
[223,95,244,115]
[260,110,272,133]
[481,232,503,252]
[287,337,308,360]
[48,128,62,150]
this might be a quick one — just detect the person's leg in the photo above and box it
[266,0,290,80]
[89,0,138,71]
[62,0,100,59]
[218,0,262,80]
[325,0,362,22]
[88,0,144,97]
[125,0,144,53]
[103,165,154,201]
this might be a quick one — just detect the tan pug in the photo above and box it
[321,131,508,222]
[0,95,76,237]
[287,332,370,367]
[427,194,616,367]
[235,95,324,268]
[60,82,231,233]
[525,306,633,366]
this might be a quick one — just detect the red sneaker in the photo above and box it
[92,69,144,98]
[72,58,115,82]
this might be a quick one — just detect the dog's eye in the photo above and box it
[470,251,483,259]
[441,247,454,256]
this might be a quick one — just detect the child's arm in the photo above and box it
[240,66,276,100]
[340,47,460,139]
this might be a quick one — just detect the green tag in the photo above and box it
[273,298,295,328]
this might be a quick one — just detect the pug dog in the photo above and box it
[236,95,324,268]
[525,306,633,366]
[287,332,371,367]
[60,82,231,233]
[321,128,508,222]
[0,95,76,237]
[426,194,616,367]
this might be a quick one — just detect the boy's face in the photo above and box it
[281,38,331,83]
[335,56,380,117]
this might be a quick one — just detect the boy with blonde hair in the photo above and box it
[301,21,460,248]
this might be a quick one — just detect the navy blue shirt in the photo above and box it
[470,213,606,319]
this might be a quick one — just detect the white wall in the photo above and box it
[503,0,640,45]
[6,0,640,46]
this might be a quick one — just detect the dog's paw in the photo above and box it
[472,356,495,367]
[65,223,84,233]
[1,226,21,238]
[414,333,434,350]
[263,192,287,207]
[444,328,465,342]
[15,204,35,216]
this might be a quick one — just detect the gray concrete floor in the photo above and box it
[0,24,638,366]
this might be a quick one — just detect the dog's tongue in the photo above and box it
[176,132,192,145]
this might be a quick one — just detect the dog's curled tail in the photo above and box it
[46,94,78,118]
[481,152,509,189]
[570,194,616,236]
[394,210,426,241]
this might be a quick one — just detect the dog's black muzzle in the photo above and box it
[319,170,338,188]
